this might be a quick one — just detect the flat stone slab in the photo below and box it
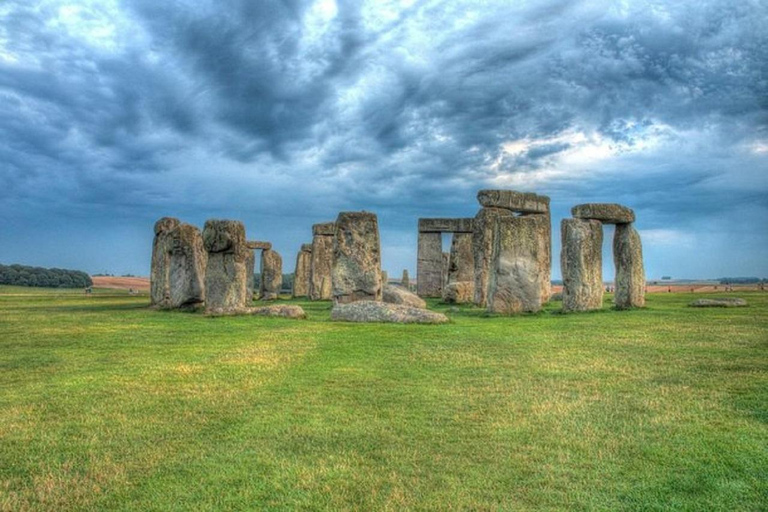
[331,301,449,324]
[312,222,336,236]
[477,190,550,213]
[572,203,635,224]
[690,298,748,308]
[418,218,475,233]
[382,284,426,309]
[247,241,272,250]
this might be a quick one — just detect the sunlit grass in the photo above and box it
[1,286,766,510]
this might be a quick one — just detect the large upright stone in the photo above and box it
[487,215,548,314]
[245,249,256,301]
[523,211,552,303]
[442,252,450,291]
[293,244,312,298]
[260,249,283,301]
[477,190,550,214]
[401,269,410,288]
[561,218,603,312]
[150,217,180,307]
[203,219,248,313]
[472,207,514,307]
[572,203,635,224]
[614,224,645,309]
[332,212,382,304]
[168,223,207,309]
[309,223,334,301]
[443,232,474,303]
[417,232,443,297]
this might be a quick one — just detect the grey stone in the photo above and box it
[312,222,336,236]
[418,218,475,233]
[443,232,474,303]
[572,203,635,224]
[613,224,645,309]
[383,284,427,309]
[472,207,514,307]
[203,219,249,313]
[292,244,312,298]
[168,223,207,309]
[523,211,552,303]
[245,249,256,301]
[381,270,388,284]
[309,223,334,301]
[487,215,548,314]
[443,282,474,304]
[331,301,449,324]
[690,298,748,307]
[249,304,307,318]
[561,218,603,312]
[332,211,382,304]
[260,249,283,301]
[402,269,410,288]
[417,232,443,297]
[442,252,450,290]
[150,217,180,307]
[247,240,272,251]
[477,189,550,214]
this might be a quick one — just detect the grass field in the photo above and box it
[1,286,766,511]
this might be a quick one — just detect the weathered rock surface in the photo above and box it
[443,232,474,303]
[401,269,410,288]
[613,223,645,309]
[203,219,248,313]
[443,282,474,304]
[572,203,635,224]
[690,298,748,307]
[472,207,514,307]
[309,224,334,301]
[381,270,388,284]
[245,249,256,301]
[246,241,272,250]
[477,189,550,214]
[332,212,382,304]
[150,217,181,307]
[331,301,449,324]
[249,305,307,318]
[260,249,283,301]
[487,215,548,314]
[417,231,443,298]
[418,218,475,233]
[442,252,450,290]
[561,218,603,312]
[293,244,312,298]
[168,223,207,309]
[383,284,427,309]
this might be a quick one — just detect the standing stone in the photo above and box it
[417,232,443,297]
[561,218,603,312]
[523,211,552,303]
[402,269,410,289]
[472,207,514,307]
[309,222,335,301]
[168,223,207,309]
[245,249,256,302]
[150,217,181,307]
[381,271,388,284]
[203,219,248,313]
[614,224,645,309]
[487,215,548,314]
[443,232,474,303]
[332,212,382,304]
[442,252,450,291]
[292,244,312,298]
[260,249,283,301]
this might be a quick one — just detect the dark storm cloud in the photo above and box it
[0,0,766,277]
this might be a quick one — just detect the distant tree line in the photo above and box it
[718,277,765,284]
[0,264,93,288]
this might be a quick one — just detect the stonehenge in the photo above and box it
[292,243,312,298]
[417,218,474,297]
[202,219,249,314]
[259,249,283,301]
[561,203,645,311]
[309,222,335,301]
[331,211,382,304]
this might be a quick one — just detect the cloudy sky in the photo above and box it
[1,0,766,279]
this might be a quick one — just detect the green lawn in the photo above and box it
[1,286,766,511]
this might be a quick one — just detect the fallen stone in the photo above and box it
[260,249,283,301]
[168,223,207,309]
[561,218,603,312]
[572,203,635,224]
[331,301,449,324]
[442,281,474,304]
[418,218,475,233]
[203,219,249,313]
[150,217,181,307]
[332,211,382,304]
[613,223,645,309]
[477,189,550,214]
[249,305,307,319]
[383,284,427,309]
[690,298,748,307]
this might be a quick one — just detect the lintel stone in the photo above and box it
[572,203,635,224]
[312,222,336,236]
[247,240,272,250]
[418,218,474,233]
[477,189,550,213]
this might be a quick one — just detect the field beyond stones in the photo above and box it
[1,287,766,511]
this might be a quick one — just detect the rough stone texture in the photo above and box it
[572,203,635,224]
[309,225,334,301]
[418,218,475,233]
[150,217,181,307]
[332,212,382,304]
[245,249,256,301]
[487,215,548,314]
[402,269,410,288]
[472,207,514,307]
[331,301,449,324]
[383,284,427,309]
[442,252,450,290]
[260,249,283,301]
[522,212,552,303]
[561,218,603,312]
[249,305,307,318]
[417,232,443,297]
[690,298,748,307]
[203,219,248,313]
[381,271,388,284]
[312,222,336,236]
[168,223,207,309]
[477,189,550,214]
[292,244,312,298]
[613,223,645,309]
[443,282,474,304]
[247,241,272,251]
